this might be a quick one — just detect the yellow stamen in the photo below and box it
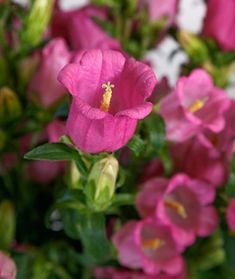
[142,238,165,250]
[188,98,207,113]
[164,199,187,219]
[100,81,114,112]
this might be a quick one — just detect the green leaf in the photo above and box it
[127,134,145,156]
[223,232,235,272]
[60,210,113,264]
[186,230,226,272]
[24,143,78,161]
[111,193,135,207]
[146,113,166,150]
[24,143,87,176]
[78,212,113,263]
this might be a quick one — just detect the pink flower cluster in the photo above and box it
[111,174,217,277]
[107,69,235,278]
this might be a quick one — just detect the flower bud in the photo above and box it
[20,0,55,46]
[178,30,209,63]
[86,156,119,212]
[0,200,15,250]
[0,87,22,124]
[69,161,81,189]
[17,55,39,87]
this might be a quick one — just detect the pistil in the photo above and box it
[188,97,208,113]
[100,81,114,112]
[142,238,165,250]
[164,198,187,219]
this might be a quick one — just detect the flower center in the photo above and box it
[188,97,208,113]
[100,81,114,112]
[164,198,187,219]
[142,238,165,251]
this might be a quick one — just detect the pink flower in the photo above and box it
[58,50,156,153]
[29,38,71,108]
[139,0,178,25]
[159,69,231,142]
[0,252,16,279]
[226,198,235,232]
[203,0,235,51]
[136,174,218,247]
[51,5,121,51]
[47,119,66,143]
[113,219,185,276]
[170,135,230,188]
[197,100,235,160]
[94,266,187,279]
[136,178,168,217]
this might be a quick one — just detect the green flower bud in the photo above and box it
[0,200,15,250]
[0,87,22,124]
[178,30,209,64]
[21,0,55,46]
[69,161,81,189]
[17,55,39,87]
[203,61,229,88]
[86,156,119,212]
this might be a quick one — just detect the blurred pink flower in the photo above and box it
[29,38,71,108]
[203,0,235,51]
[47,119,66,143]
[137,174,218,247]
[51,5,121,51]
[0,252,16,279]
[159,69,231,142]
[94,266,187,279]
[197,100,235,161]
[170,135,230,188]
[226,198,235,232]
[139,0,178,25]
[113,219,185,276]
[136,178,168,217]
[58,49,156,153]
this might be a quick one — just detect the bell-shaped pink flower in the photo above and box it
[226,198,235,232]
[0,252,16,279]
[196,100,235,161]
[113,219,185,276]
[203,0,235,51]
[159,69,231,142]
[29,38,71,108]
[170,135,230,188]
[137,174,218,247]
[51,5,121,51]
[136,178,168,217]
[58,50,156,153]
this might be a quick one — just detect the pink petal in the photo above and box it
[197,206,219,237]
